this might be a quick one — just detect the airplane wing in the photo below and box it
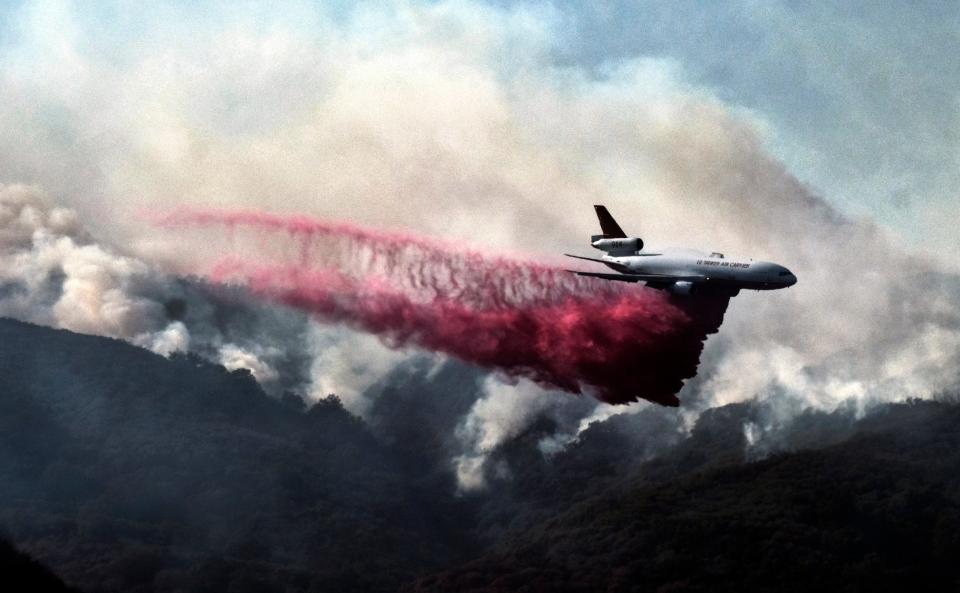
[564,254,706,283]
[569,270,707,283]
[569,271,642,283]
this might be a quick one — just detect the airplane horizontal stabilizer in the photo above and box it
[564,253,632,273]
[564,253,612,265]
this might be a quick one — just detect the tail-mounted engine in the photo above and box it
[591,234,643,255]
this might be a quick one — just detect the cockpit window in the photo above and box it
[778,271,792,276]
[709,252,724,259]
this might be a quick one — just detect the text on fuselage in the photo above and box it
[696,260,750,269]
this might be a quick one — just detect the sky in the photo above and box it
[1,0,956,261]
[0,0,958,489]
[543,2,960,261]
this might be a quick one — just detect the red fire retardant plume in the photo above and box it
[156,209,730,406]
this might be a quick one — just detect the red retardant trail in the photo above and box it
[156,209,730,406]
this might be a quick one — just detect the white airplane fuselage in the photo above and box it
[567,206,797,296]
[601,247,795,293]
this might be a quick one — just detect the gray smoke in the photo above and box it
[1,1,959,490]
[0,183,419,406]
[0,183,187,353]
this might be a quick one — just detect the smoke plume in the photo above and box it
[0,183,189,353]
[0,184,360,399]
[156,208,730,406]
[3,0,960,488]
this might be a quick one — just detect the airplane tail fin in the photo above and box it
[594,205,627,238]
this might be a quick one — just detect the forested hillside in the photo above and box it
[0,540,79,592]
[407,402,960,593]
[3,317,959,593]
[0,318,474,592]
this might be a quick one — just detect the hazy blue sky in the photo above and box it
[534,2,959,249]
[0,0,956,258]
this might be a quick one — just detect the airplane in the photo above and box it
[566,205,797,296]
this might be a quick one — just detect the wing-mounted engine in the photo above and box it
[664,281,740,297]
[591,234,644,255]
[667,280,695,295]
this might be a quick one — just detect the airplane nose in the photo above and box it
[788,274,797,286]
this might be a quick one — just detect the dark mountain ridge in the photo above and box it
[2,317,958,592]
[0,539,78,592]
[407,401,960,593]
[0,317,474,592]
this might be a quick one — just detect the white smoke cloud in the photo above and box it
[305,324,417,415]
[0,183,389,405]
[139,321,190,357]
[454,376,556,491]
[453,375,603,491]
[535,401,643,457]
[0,183,187,352]
[0,0,957,472]
[218,343,279,384]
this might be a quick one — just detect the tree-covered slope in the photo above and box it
[405,401,960,593]
[0,539,80,592]
[5,316,960,593]
[0,318,474,593]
